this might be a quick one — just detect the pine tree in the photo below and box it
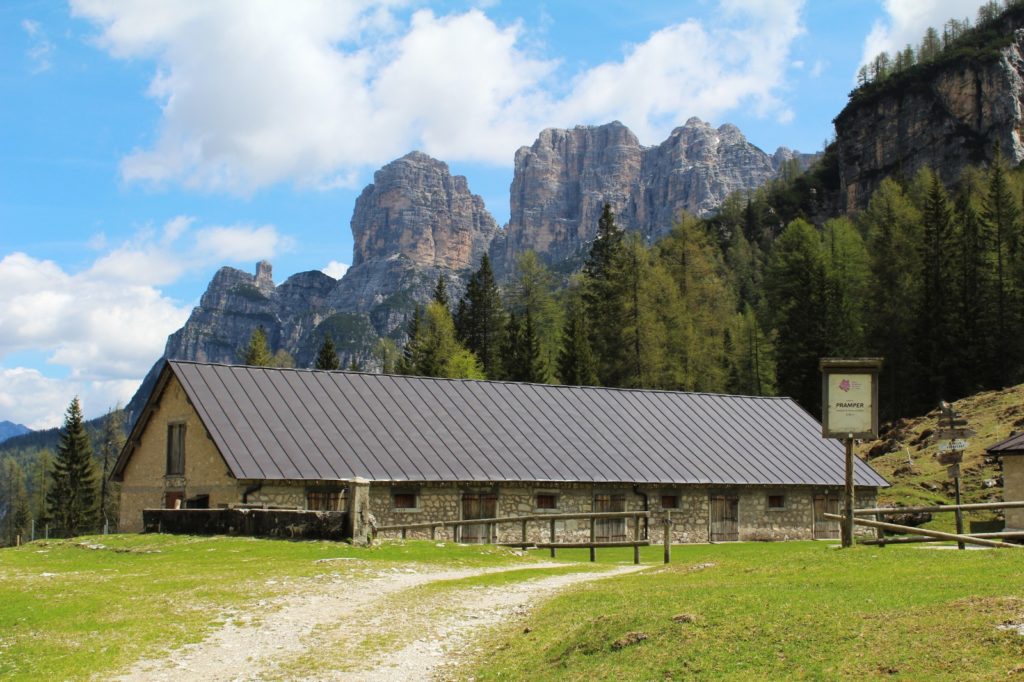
[821,217,869,357]
[415,302,483,378]
[557,288,599,386]
[1,458,30,545]
[952,179,989,396]
[98,407,125,532]
[315,336,341,370]
[242,327,273,366]
[726,304,776,396]
[432,274,450,309]
[455,254,506,378]
[47,397,97,535]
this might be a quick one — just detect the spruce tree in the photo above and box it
[396,306,424,375]
[455,254,506,378]
[242,327,273,366]
[432,274,450,309]
[47,397,97,535]
[583,203,627,384]
[503,311,548,383]
[557,290,598,386]
[315,336,341,370]
[508,251,562,373]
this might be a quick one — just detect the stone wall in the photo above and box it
[1004,456,1024,530]
[118,374,241,532]
[368,482,879,544]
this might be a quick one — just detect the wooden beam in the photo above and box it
[854,501,1024,515]
[374,510,651,532]
[822,513,1021,549]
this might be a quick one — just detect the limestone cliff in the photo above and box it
[835,26,1024,210]
[493,119,789,270]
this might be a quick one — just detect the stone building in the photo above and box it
[986,432,1024,531]
[112,361,887,542]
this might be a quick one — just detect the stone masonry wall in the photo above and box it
[118,374,241,532]
[368,482,879,544]
[1004,456,1024,530]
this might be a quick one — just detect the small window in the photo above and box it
[661,494,679,509]
[307,490,342,511]
[535,493,557,509]
[166,423,185,476]
[185,494,210,509]
[767,494,786,510]
[393,492,418,509]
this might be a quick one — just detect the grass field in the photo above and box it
[0,534,534,680]
[1,536,1022,680]
[473,542,1024,681]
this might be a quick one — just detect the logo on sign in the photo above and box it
[839,379,851,392]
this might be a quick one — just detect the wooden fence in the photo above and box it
[374,510,654,563]
[825,499,1024,550]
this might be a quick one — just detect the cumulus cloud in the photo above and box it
[71,0,806,194]
[860,0,991,72]
[322,261,350,279]
[0,217,293,425]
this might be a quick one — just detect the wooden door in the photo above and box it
[813,495,841,540]
[460,493,497,543]
[710,495,739,542]
[594,493,626,541]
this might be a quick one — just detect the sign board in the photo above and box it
[937,449,964,465]
[947,463,960,478]
[937,439,968,452]
[819,359,883,439]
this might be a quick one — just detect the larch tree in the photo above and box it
[242,327,274,366]
[47,397,97,535]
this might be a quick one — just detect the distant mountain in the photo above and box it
[0,421,30,444]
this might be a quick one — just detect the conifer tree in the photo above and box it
[503,311,548,383]
[415,302,484,378]
[1,458,30,545]
[557,288,598,386]
[726,304,776,396]
[242,327,274,366]
[862,178,923,418]
[952,174,990,395]
[47,397,97,535]
[508,251,562,373]
[821,217,869,357]
[396,306,424,375]
[98,407,124,531]
[765,219,828,413]
[373,337,399,374]
[347,356,362,371]
[583,203,627,384]
[433,274,450,309]
[455,254,506,378]
[315,336,341,370]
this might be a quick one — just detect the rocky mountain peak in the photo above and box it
[350,150,498,271]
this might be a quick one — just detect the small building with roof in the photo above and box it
[112,361,888,542]
[986,431,1024,531]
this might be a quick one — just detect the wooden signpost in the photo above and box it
[820,358,883,548]
[935,401,970,549]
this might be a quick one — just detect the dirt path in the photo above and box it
[116,561,646,681]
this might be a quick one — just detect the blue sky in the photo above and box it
[0,0,992,428]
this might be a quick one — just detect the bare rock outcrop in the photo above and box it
[493,119,784,270]
[835,26,1024,210]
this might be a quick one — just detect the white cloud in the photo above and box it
[0,217,293,426]
[860,0,990,72]
[22,19,55,73]
[322,261,350,279]
[71,0,806,194]
[0,367,138,430]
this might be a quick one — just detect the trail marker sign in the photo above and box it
[819,358,883,439]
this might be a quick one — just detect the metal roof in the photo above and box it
[115,361,889,487]
[987,431,1024,455]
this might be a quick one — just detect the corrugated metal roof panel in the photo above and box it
[987,431,1024,454]
[164,361,889,487]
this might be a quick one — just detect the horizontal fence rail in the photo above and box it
[373,510,650,532]
[823,512,1022,549]
[854,500,1024,516]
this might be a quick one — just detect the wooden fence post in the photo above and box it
[550,518,556,558]
[589,517,596,562]
[663,511,672,564]
[521,519,528,546]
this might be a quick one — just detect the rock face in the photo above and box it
[493,119,786,270]
[834,26,1024,210]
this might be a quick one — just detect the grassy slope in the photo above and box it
[0,534,535,680]
[473,542,1024,681]
[856,383,1024,532]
